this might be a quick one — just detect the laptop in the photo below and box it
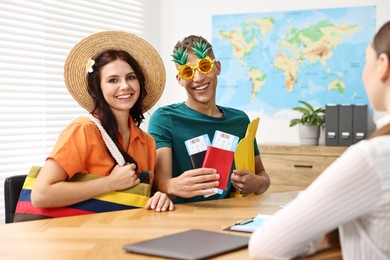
[122,229,249,260]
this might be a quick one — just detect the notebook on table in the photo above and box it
[122,229,249,260]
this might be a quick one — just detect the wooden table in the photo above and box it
[0,192,341,259]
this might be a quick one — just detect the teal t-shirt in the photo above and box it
[148,102,260,204]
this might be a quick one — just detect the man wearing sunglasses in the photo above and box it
[148,35,270,204]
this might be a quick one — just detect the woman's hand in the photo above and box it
[145,191,174,212]
[108,164,140,191]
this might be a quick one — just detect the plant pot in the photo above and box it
[298,125,320,146]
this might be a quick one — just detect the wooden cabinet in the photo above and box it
[259,145,347,193]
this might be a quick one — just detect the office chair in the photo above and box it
[4,175,26,223]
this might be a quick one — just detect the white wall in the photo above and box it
[148,0,390,145]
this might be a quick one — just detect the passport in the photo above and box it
[189,150,207,169]
[185,134,210,169]
[202,146,234,190]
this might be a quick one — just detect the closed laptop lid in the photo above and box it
[122,229,249,260]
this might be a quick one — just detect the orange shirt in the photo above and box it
[48,116,155,184]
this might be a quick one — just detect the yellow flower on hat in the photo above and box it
[86,58,95,73]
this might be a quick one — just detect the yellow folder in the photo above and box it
[231,117,260,198]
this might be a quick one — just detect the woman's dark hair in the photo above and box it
[369,124,390,139]
[87,50,147,168]
[372,21,390,58]
[369,21,390,139]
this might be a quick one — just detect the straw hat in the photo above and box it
[64,31,165,112]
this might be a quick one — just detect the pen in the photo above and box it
[235,218,254,225]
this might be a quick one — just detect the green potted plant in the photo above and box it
[289,100,325,146]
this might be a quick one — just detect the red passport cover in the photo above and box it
[202,146,234,190]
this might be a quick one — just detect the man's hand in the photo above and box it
[231,169,268,195]
[170,168,220,198]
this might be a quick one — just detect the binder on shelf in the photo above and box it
[338,104,353,146]
[352,105,375,144]
[325,104,339,146]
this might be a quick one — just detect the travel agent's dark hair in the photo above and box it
[369,21,390,139]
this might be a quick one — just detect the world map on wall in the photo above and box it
[212,6,376,117]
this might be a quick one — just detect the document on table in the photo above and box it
[225,214,271,233]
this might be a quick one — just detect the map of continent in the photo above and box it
[212,6,376,117]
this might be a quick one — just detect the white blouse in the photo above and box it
[249,116,390,260]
